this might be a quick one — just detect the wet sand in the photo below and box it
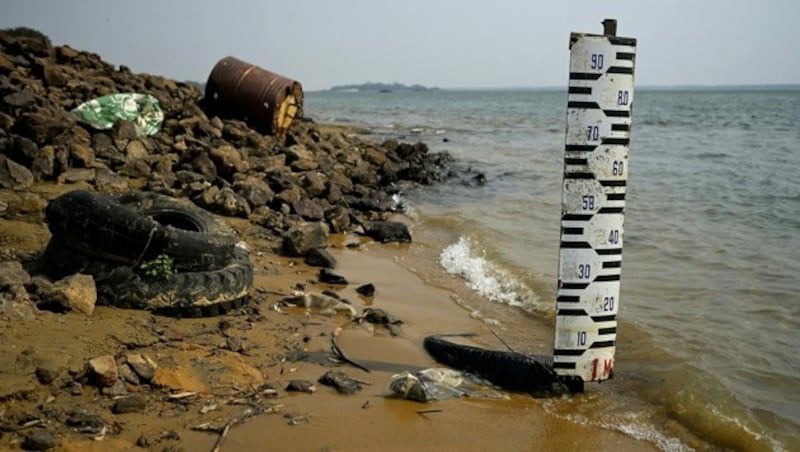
[187,247,657,451]
[0,185,656,451]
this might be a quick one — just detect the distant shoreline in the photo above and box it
[307,83,800,93]
[326,82,440,92]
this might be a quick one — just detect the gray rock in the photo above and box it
[28,276,55,295]
[364,221,412,243]
[299,171,327,197]
[69,142,95,168]
[3,90,36,107]
[119,158,151,178]
[88,355,118,388]
[23,429,57,450]
[112,120,138,141]
[0,287,37,321]
[0,155,34,189]
[318,370,361,394]
[304,248,337,269]
[292,198,325,221]
[64,380,83,396]
[112,394,147,414]
[283,222,328,257]
[318,268,348,285]
[16,112,69,146]
[211,144,249,179]
[31,144,56,180]
[56,168,96,184]
[324,206,351,233]
[94,167,130,192]
[221,187,251,217]
[191,152,217,182]
[36,356,69,384]
[65,408,104,430]
[126,353,158,381]
[233,175,274,209]
[50,273,96,315]
[101,379,129,396]
[118,363,141,385]
[2,192,46,219]
[285,144,317,171]
[356,283,375,297]
[275,185,302,206]
[0,261,31,288]
[285,380,316,393]
[123,138,151,160]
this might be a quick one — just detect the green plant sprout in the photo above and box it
[139,254,175,281]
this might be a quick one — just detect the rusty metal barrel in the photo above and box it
[205,56,303,136]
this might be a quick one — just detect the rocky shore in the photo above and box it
[0,28,466,450]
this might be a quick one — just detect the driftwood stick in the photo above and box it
[330,336,371,373]
[208,405,267,452]
[210,423,231,452]
[416,409,444,417]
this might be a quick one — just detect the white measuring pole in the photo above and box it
[552,19,637,391]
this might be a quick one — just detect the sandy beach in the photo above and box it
[1,181,655,451]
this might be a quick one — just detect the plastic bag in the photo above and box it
[389,368,508,402]
[71,93,163,137]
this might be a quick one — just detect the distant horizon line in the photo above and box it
[308,83,800,93]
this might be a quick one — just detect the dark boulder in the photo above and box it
[318,268,348,285]
[304,248,337,269]
[355,283,375,297]
[364,221,411,243]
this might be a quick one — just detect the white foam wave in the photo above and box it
[608,421,693,452]
[439,236,542,310]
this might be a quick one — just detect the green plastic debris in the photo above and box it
[71,93,163,136]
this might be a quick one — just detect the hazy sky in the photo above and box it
[2,0,798,90]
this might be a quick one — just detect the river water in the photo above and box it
[304,87,800,451]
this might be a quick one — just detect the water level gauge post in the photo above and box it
[553,19,637,390]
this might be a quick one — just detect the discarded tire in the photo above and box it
[45,190,236,271]
[95,246,254,317]
[423,335,568,396]
[40,190,254,317]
